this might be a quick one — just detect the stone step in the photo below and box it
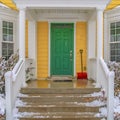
[17,112,98,116]
[16,85,104,120]
[17,111,106,120]
[20,96,99,103]
[17,103,105,108]
[18,93,99,97]
[18,106,100,112]
[20,88,101,94]
[18,118,103,120]
[17,102,105,107]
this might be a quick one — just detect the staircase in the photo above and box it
[15,86,106,120]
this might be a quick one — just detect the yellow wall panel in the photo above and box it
[76,22,87,73]
[25,20,28,58]
[37,22,48,78]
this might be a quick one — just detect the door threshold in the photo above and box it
[49,75,76,80]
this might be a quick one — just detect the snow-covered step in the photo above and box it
[18,92,103,97]
[17,112,104,120]
[14,86,106,120]
[18,106,100,113]
[19,96,101,103]
[16,100,106,107]
[18,117,104,120]
[20,88,101,94]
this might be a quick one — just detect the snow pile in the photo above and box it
[15,98,27,107]
[114,94,120,120]
[91,91,103,97]
[86,100,106,107]
[13,98,27,119]
[0,94,5,115]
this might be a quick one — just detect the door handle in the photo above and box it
[70,50,72,53]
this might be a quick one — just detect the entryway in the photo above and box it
[50,23,74,76]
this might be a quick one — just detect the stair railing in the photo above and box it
[5,58,25,120]
[99,57,114,120]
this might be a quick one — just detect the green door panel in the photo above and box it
[51,23,74,75]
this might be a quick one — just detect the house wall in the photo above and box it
[36,21,87,78]
[0,7,18,57]
[76,22,87,73]
[37,21,48,78]
[104,7,120,62]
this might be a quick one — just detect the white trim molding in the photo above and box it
[14,0,110,10]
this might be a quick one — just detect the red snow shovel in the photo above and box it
[77,49,87,79]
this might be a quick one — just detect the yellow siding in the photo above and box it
[37,22,48,78]
[76,22,87,73]
[25,20,28,58]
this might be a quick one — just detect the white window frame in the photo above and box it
[1,20,15,60]
[109,21,120,62]
[104,8,120,62]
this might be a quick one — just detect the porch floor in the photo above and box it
[27,79,95,89]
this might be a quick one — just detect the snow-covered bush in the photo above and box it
[0,50,19,94]
[107,61,120,95]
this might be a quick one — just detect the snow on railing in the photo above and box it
[5,58,25,120]
[99,57,114,120]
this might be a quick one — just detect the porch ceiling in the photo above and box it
[13,0,110,10]
[1,0,120,11]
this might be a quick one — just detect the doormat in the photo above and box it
[53,80,72,82]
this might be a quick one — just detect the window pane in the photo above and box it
[2,43,7,48]
[9,35,13,41]
[8,43,13,49]
[2,21,13,42]
[110,44,115,49]
[116,34,120,41]
[9,29,13,34]
[8,50,13,56]
[118,43,120,48]
[116,29,120,34]
[116,22,120,28]
[3,28,7,34]
[7,29,9,34]
[111,35,115,42]
[110,50,115,55]
[2,43,13,60]
[3,21,7,27]
[111,30,115,35]
[2,49,7,55]
[116,56,120,62]
[9,22,13,29]
[3,35,7,41]
[110,23,115,29]
[111,56,115,61]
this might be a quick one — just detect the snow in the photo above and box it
[0,94,5,115]
[86,100,106,107]
[0,91,120,119]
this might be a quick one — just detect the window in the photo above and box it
[110,22,120,62]
[2,21,14,60]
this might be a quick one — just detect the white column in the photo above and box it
[28,21,36,59]
[96,9,103,84]
[19,8,27,86]
[19,8,26,60]
[28,21,37,79]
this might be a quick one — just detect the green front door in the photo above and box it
[51,23,74,75]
